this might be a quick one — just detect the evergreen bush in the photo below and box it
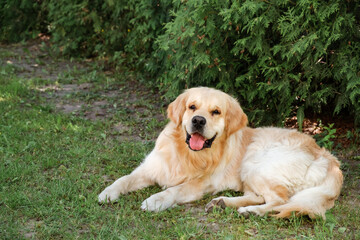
[155,0,360,127]
[0,0,47,42]
[0,0,359,127]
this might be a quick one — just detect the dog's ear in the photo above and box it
[226,97,248,136]
[167,91,189,126]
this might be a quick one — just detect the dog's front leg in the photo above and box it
[141,178,209,211]
[98,168,154,203]
[98,146,174,203]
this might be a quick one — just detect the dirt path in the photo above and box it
[0,39,167,141]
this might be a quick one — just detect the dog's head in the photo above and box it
[167,87,248,151]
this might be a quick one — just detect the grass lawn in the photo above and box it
[0,41,359,239]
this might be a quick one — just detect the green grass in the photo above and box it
[1,51,360,239]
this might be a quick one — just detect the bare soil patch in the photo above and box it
[1,40,167,142]
[0,39,85,81]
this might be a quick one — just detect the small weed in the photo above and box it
[314,123,337,151]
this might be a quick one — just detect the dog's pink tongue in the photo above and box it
[189,133,206,151]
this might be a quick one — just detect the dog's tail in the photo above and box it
[273,153,343,219]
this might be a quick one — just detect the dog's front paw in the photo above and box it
[98,187,120,203]
[205,197,227,213]
[141,192,174,212]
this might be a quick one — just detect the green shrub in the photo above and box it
[46,0,119,57]
[46,0,172,69]
[0,0,47,42]
[1,0,359,128]
[155,0,360,127]
[113,0,174,73]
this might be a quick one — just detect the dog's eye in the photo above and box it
[212,109,221,116]
[189,105,196,110]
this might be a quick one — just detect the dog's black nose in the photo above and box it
[192,116,206,128]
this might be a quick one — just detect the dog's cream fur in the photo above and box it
[98,87,343,219]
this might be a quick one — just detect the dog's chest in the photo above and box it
[209,160,241,192]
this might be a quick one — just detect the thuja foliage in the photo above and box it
[47,0,173,66]
[0,0,47,42]
[156,0,360,127]
[1,0,359,127]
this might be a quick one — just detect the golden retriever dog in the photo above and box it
[98,87,343,219]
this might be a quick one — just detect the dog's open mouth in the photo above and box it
[186,132,217,151]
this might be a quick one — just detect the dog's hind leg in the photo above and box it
[237,200,284,217]
[205,192,265,213]
[237,185,289,217]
